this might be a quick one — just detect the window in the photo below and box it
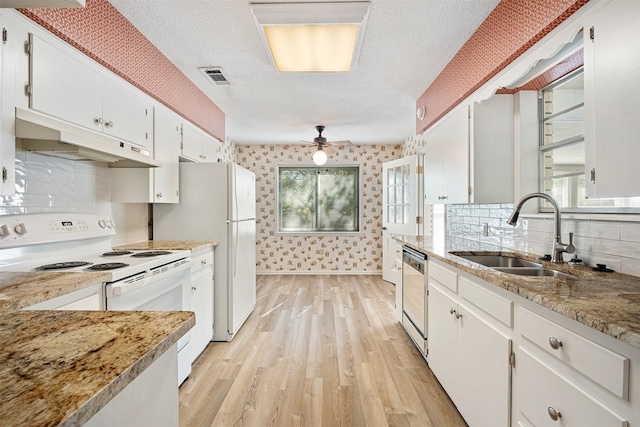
[538,68,640,211]
[278,166,359,232]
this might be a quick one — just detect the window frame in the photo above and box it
[537,68,640,214]
[276,164,362,235]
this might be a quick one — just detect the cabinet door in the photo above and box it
[458,302,512,427]
[102,77,153,149]
[200,137,218,163]
[584,0,640,198]
[181,122,203,161]
[29,33,103,131]
[153,107,181,203]
[423,136,444,204]
[423,105,469,204]
[190,263,213,363]
[427,283,460,401]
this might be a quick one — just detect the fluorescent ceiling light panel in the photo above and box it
[250,2,370,73]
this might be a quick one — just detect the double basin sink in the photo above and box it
[451,253,572,278]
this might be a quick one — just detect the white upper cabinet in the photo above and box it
[111,105,181,203]
[181,121,219,163]
[584,0,640,198]
[28,33,153,151]
[0,10,31,196]
[423,105,469,204]
[423,94,513,205]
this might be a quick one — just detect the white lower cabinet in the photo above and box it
[188,247,214,365]
[84,344,179,427]
[25,284,103,310]
[427,260,512,427]
[517,349,627,427]
[423,257,638,427]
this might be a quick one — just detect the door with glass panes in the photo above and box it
[382,155,421,287]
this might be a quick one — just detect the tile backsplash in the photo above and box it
[447,203,640,277]
[0,149,147,246]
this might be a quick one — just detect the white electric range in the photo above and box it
[0,212,193,384]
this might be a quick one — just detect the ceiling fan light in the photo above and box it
[313,149,328,165]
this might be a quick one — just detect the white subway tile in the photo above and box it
[621,224,640,243]
[587,221,621,240]
[592,238,640,258]
[26,180,75,197]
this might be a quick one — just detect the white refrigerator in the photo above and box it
[153,162,256,342]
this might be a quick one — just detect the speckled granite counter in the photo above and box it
[0,271,110,314]
[0,309,194,427]
[394,234,640,350]
[114,240,217,252]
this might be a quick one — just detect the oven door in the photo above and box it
[105,259,192,384]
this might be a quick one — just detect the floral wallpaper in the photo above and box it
[218,139,236,163]
[236,144,402,273]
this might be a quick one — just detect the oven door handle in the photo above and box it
[108,273,150,296]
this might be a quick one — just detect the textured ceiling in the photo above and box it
[107,0,500,145]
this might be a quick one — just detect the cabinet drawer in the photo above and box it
[191,250,214,275]
[518,349,627,427]
[428,261,457,293]
[519,308,629,399]
[459,276,513,328]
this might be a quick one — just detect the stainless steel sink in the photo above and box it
[450,252,573,278]
[455,254,541,268]
[493,267,572,277]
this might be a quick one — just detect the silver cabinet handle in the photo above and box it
[191,286,196,291]
[94,117,103,125]
[449,308,455,315]
[156,192,162,199]
[455,312,462,319]
[547,407,561,421]
[105,121,114,128]
[549,337,563,350]
[201,259,207,265]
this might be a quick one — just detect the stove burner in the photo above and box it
[102,251,133,257]
[36,261,92,270]
[86,262,130,271]
[131,251,172,258]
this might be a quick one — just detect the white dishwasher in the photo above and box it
[401,246,428,357]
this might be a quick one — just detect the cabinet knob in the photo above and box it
[455,312,462,319]
[548,337,563,350]
[191,286,197,291]
[201,259,207,265]
[547,406,561,421]
[156,192,163,199]
[105,121,114,128]
[449,308,455,315]
[94,117,103,125]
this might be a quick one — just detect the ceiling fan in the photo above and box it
[302,125,352,165]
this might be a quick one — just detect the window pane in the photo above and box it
[395,185,403,204]
[387,168,395,186]
[542,107,584,145]
[404,205,410,224]
[388,206,395,223]
[317,168,358,231]
[388,186,395,205]
[396,206,403,224]
[541,142,585,180]
[403,183,410,205]
[279,168,316,230]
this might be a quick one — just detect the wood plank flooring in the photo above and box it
[179,275,466,427]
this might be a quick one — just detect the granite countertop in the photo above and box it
[114,240,218,252]
[0,271,110,314]
[395,234,640,350]
[0,309,194,427]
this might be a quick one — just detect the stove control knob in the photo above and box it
[107,219,115,228]
[0,224,10,237]
[98,219,107,229]
[14,223,27,235]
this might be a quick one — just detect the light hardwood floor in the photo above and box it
[179,275,466,427]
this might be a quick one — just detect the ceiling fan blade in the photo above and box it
[322,146,337,155]
[327,140,352,146]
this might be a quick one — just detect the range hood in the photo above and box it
[15,108,161,168]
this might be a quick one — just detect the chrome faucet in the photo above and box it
[507,193,575,263]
